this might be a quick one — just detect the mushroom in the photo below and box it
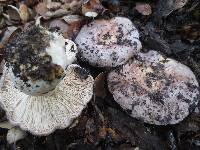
[4,25,77,96]
[0,64,94,135]
[0,25,94,135]
[107,50,199,125]
[75,17,142,67]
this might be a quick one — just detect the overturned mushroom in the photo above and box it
[75,17,142,67]
[0,25,94,135]
[107,50,199,125]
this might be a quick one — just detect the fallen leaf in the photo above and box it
[99,126,121,141]
[0,16,6,29]
[156,0,188,18]
[0,121,12,129]
[82,0,105,17]
[44,8,70,19]
[0,43,3,49]
[0,59,4,74]
[35,2,48,17]
[6,5,21,22]
[104,0,120,13]
[62,15,82,24]
[7,127,27,144]
[99,126,107,139]
[19,3,30,22]
[181,24,199,41]
[0,5,3,14]
[94,73,107,98]
[135,3,152,16]
[24,0,39,7]
[66,20,82,39]
[46,2,61,11]
[49,19,69,36]
[69,0,82,11]
[174,0,188,10]
[0,26,21,45]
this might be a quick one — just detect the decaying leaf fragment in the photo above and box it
[135,3,152,16]
[7,127,27,144]
[82,0,105,17]
[19,3,30,22]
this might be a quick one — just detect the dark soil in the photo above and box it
[0,0,200,150]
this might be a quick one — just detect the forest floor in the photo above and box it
[0,0,200,150]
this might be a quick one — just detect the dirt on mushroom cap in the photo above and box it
[3,25,78,96]
[75,17,142,67]
[4,25,64,83]
[107,50,200,125]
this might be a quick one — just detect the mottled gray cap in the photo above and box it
[107,50,199,125]
[75,17,142,67]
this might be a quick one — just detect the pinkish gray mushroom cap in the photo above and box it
[75,17,142,67]
[107,50,199,125]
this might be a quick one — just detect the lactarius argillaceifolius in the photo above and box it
[75,17,142,67]
[108,50,199,125]
[0,25,94,135]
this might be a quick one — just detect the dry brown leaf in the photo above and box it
[99,126,107,139]
[49,16,82,39]
[19,3,30,22]
[0,43,3,49]
[99,127,120,141]
[44,8,70,19]
[181,24,199,41]
[6,5,21,22]
[7,127,27,144]
[0,17,6,29]
[35,2,48,17]
[135,3,152,16]
[156,0,188,17]
[0,57,4,74]
[66,20,82,39]
[82,0,105,17]
[49,19,69,37]
[62,15,82,24]
[69,0,82,11]
[95,73,107,98]
[174,0,188,9]
[46,2,61,11]
[24,0,39,7]
[0,121,12,129]
[0,26,21,46]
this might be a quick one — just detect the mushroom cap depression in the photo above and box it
[75,17,142,67]
[107,50,199,125]
[4,25,77,96]
[0,64,94,135]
